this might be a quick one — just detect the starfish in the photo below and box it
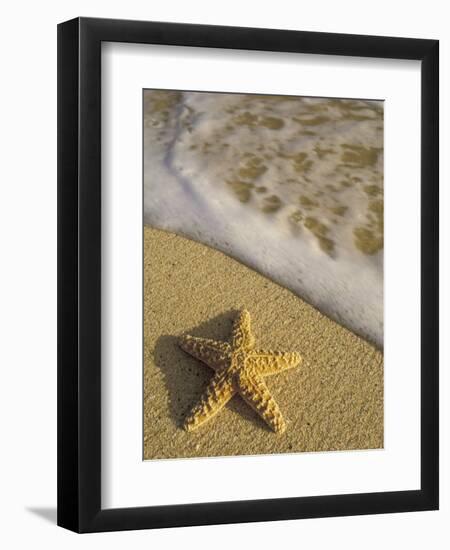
[178,309,301,433]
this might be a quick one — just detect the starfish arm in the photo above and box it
[184,372,235,431]
[247,351,301,376]
[179,335,232,371]
[231,309,255,349]
[237,373,286,433]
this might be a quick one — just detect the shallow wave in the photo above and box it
[143,90,384,347]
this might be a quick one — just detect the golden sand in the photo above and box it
[144,226,383,460]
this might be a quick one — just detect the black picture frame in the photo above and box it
[57,16,439,533]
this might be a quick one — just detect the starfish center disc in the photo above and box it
[232,349,248,366]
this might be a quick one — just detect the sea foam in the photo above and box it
[143,90,384,348]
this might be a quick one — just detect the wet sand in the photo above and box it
[144,225,383,460]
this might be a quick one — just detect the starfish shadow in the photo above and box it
[153,310,273,433]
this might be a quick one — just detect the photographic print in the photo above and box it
[58,18,438,531]
[143,89,384,460]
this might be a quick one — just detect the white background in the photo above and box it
[0,1,448,548]
[102,44,421,508]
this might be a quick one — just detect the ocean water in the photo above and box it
[143,90,383,348]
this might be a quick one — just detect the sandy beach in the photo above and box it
[144,225,383,460]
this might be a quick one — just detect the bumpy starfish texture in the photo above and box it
[178,310,301,433]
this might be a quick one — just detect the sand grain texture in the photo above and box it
[144,226,383,459]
